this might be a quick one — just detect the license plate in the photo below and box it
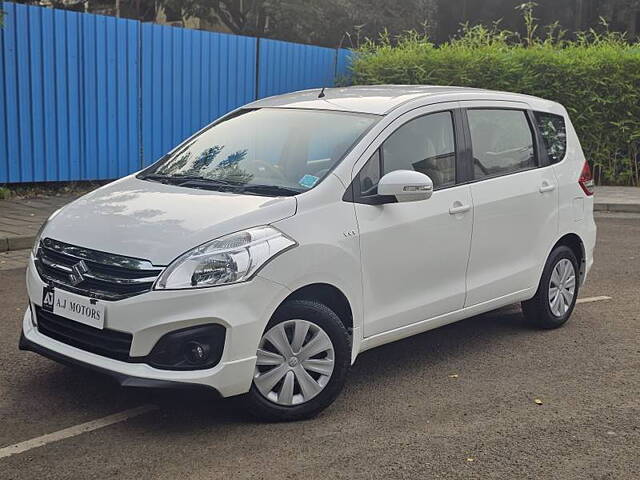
[42,285,105,329]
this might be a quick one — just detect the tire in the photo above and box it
[522,245,580,329]
[244,300,351,421]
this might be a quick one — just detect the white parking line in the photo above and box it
[577,296,612,304]
[0,404,158,460]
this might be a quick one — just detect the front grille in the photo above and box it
[35,306,133,361]
[35,238,163,301]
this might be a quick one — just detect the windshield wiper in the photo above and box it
[138,173,183,184]
[140,174,241,188]
[139,173,214,184]
[140,174,300,196]
[176,178,245,192]
[179,181,300,196]
[240,184,301,196]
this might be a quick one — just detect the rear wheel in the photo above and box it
[245,300,351,421]
[522,245,579,329]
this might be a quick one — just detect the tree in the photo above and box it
[11,0,639,43]
[597,0,640,37]
[160,0,438,47]
[162,0,270,36]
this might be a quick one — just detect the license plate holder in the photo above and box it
[42,285,105,329]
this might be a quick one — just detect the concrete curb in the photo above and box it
[594,203,640,214]
[8,236,35,251]
[1,236,35,252]
[0,202,638,253]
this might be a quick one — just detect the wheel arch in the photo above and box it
[551,233,586,286]
[276,283,354,336]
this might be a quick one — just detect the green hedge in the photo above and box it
[350,27,640,186]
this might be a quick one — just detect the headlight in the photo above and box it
[155,226,296,290]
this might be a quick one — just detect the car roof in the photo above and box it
[245,85,562,116]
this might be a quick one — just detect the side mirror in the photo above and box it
[377,170,433,203]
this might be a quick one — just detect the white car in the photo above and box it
[20,86,596,420]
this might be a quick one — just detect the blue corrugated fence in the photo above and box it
[140,24,258,166]
[0,2,354,183]
[258,38,337,98]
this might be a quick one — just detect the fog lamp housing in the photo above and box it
[145,324,226,370]
[184,341,211,364]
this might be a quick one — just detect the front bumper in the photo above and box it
[22,257,291,397]
[19,331,217,392]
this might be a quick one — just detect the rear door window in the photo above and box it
[467,109,536,179]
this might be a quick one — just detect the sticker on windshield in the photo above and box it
[299,174,320,189]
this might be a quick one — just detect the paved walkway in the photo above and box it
[0,194,80,251]
[0,249,31,271]
[0,186,638,253]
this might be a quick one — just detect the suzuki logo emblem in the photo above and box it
[69,260,90,286]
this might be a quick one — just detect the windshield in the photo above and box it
[141,108,378,194]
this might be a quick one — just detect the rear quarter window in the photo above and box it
[534,112,567,164]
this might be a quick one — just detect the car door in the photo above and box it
[348,105,474,338]
[461,102,559,307]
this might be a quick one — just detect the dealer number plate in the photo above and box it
[42,286,105,329]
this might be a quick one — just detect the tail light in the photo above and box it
[578,161,594,196]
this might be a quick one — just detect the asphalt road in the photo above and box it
[1,214,638,480]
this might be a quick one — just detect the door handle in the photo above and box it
[539,182,556,193]
[449,204,471,215]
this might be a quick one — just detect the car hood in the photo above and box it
[43,176,298,265]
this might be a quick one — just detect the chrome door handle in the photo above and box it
[539,183,556,193]
[449,204,471,215]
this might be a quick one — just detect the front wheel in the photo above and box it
[522,245,579,329]
[244,300,351,421]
